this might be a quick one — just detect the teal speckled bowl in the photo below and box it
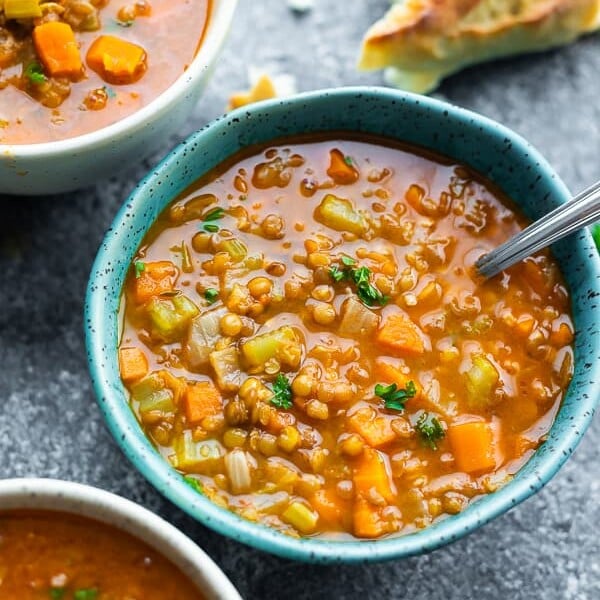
[85,87,600,563]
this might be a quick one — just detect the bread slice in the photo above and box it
[359,0,600,93]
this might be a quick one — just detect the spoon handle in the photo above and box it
[475,180,600,279]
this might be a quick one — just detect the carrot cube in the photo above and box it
[353,448,396,503]
[348,407,396,448]
[183,382,222,425]
[376,312,425,355]
[448,421,496,474]
[118,347,149,383]
[327,148,359,185]
[131,261,177,304]
[87,35,147,85]
[33,22,82,79]
[311,488,346,527]
[374,360,421,399]
[353,498,387,538]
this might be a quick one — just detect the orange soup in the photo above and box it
[0,510,203,599]
[0,0,210,144]
[118,137,574,540]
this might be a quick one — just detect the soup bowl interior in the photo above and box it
[0,0,237,196]
[0,478,242,599]
[85,87,600,563]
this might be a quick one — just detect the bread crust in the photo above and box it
[360,0,600,92]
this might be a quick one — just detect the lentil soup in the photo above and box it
[118,136,574,540]
[0,0,211,144]
[0,510,203,598]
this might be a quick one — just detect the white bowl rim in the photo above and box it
[0,0,237,156]
[0,477,242,600]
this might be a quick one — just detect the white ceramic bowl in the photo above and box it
[0,0,236,196]
[0,478,243,600]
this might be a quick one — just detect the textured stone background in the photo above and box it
[1,1,599,598]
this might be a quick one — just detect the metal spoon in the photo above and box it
[475,180,600,279]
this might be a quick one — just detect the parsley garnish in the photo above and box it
[203,223,219,233]
[343,155,353,166]
[24,62,46,84]
[134,261,145,278]
[329,257,388,307]
[375,380,416,411]
[74,590,98,600]
[49,590,65,600]
[184,475,203,494]
[204,288,219,304]
[415,412,445,449]
[202,207,225,221]
[270,373,293,409]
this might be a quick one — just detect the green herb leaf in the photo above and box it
[202,207,225,222]
[24,62,47,84]
[593,223,600,252]
[343,155,353,166]
[270,373,293,409]
[184,475,203,494]
[329,259,387,307]
[74,590,98,600]
[49,589,65,600]
[204,288,219,304]
[375,380,416,411]
[134,261,145,278]
[203,223,219,233]
[415,412,445,450]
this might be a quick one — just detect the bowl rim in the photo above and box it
[0,477,242,599]
[0,0,237,155]
[85,86,600,563]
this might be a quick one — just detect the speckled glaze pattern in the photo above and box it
[85,87,600,564]
[0,478,242,600]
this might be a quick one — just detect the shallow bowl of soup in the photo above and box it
[85,87,600,563]
[0,477,242,598]
[0,0,236,195]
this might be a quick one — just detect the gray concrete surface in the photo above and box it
[1,1,599,598]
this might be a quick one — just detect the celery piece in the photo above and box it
[209,346,243,392]
[465,354,499,408]
[172,431,225,471]
[217,238,247,263]
[281,501,318,534]
[241,326,302,370]
[130,372,176,414]
[147,294,199,342]
[185,308,227,369]
[4,0,42,19]
[314,194,367,236]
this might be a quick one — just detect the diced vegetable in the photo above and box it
[209,347,243,392]
[348,407,397,447]
[327,149,359,185]
[338,296,379,338]
[314,194,367,236]
[465,354,499,408]
[226,283,254,315]
[183,382,222,425]
[86,35,147,85]
[376,312,425,355]
[224,449,252,493]
[311,488,347,526]
[131,261,177,304]
[130,371,182,415]
[241,326,302,370]
[353,448,396,503]
[172,431,225,471]
[4,0,41,19]
[118,347,148,383]
[33,22,82,79]
[353,497,386,538]
[448,421,496,474]
[281,501,319,534]
[147,294,199,342]
[185,308,227,370]
[217,238,247,262]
